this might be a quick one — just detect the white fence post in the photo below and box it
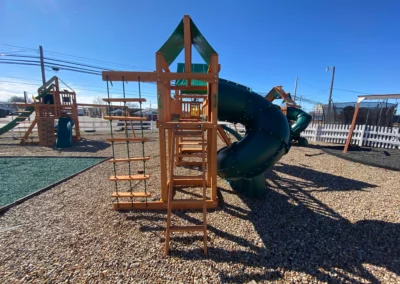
[358,124,366,146]
[300,123,399,150]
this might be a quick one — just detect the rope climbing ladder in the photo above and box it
[104,76,151,209]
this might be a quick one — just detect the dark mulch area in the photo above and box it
[308,144,400,171]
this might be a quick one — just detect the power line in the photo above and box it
[1,43,154,71]
[333,87,374,95]
[0,80,158,98]
[0,75,157,96]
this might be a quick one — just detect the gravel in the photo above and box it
[0,134,399,283]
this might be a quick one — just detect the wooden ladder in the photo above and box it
[165,124,208,255]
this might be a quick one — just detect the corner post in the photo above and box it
[344,99,363,153]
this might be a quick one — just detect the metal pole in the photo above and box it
[39,46,46,84]
[327,66,335,123]
[293,77,298,101]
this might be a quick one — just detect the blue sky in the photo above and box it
[1,0,400,112]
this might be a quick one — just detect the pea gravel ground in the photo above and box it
[0,134,399,283]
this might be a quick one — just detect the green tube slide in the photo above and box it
[56,117,74,148]
[286,106,312,146]
[217,79,291,196]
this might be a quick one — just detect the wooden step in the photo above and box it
[110,174,150,181]
[170,199,206,206]
[112,192,151,198]
[181,148,205,153]
[104,116,147,121]
[107,138,148,142]
[170,225,204,232]
[172,175,204,179]
[108,157,150,163]
[176,161,203,167]
[175,153,206,158]
[174,131,203,137]
[103,98,146,103]
[178,142,206,146]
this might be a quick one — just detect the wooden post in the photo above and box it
[343,100,362,153]
[210,54,219,200]
[183,15,192,78]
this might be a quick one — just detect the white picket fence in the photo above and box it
[301,124,400,149]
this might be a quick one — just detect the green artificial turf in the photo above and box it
[0,157,105,208]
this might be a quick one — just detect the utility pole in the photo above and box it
[150,100,152,109]
[326,66,335,123]
[39,46,46,84]
[293,77,298,101]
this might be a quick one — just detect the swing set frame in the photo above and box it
[343,93,400,153]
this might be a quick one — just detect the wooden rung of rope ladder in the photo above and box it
[104,116,148,121]
[106,138,148,142]
[165,124,208,255]
[112,192,151,198]
[103,98,146,103]
[108,157,150,163]
[110,174,150,181]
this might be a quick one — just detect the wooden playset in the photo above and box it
[10,76,81,146]
[265,86,301,115]
[102,15,221,254]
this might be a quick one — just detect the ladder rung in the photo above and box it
[108,157,150,162]
[170,199,206,205]
[110,174,150,181]
[175,153,206,158]
[112,192,151,198]
[170,225,204,232]
[172,175,204,179]
[175,161,203,167]
[107,138,148,142]
[104,116,147,121]
[174,131,203,137]
[178,142,206,146]
[181,148,205,152]
[103,98,146,103]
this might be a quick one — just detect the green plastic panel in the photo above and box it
[157,18,216,67]
[190,20,216,65]
[175,63,207,94]
[157,20,184,66]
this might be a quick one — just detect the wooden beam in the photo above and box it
[160,122,214,129]
[158,52,170,72]
[102,71,218,83]
[343,102,361,153]
[77,103,112,108]
[358,94,400,100]
[217,125,232,146]
[112,199,218,210]
[171,85,207,91]
[183,15,192,75]
[159,127,168,201]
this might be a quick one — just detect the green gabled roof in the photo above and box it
[157,17,217,66]
[175,63,208,94]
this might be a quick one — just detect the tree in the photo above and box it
[93,96,105,105]
[8,96,25,103]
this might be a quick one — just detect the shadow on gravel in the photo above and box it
[172,166,398,283]
[273,163,377,192]
[320,145,400,171]
[300,143,400,171]
[55,138,110,153]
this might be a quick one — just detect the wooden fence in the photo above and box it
[301,124,400,149]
